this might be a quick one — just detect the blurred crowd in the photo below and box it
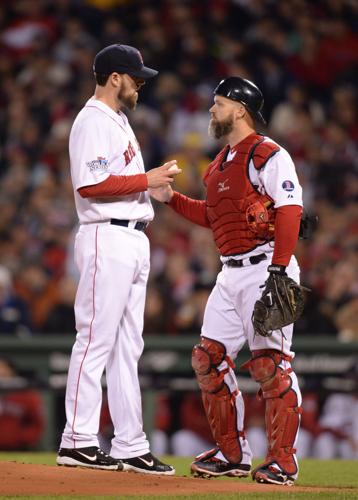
[0,0,357,342]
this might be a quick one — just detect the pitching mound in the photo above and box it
[0,461,349,496]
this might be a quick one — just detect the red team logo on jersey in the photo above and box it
[123,141,136,165]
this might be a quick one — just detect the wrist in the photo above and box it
[164,190,175,204]
[268,264,286,275]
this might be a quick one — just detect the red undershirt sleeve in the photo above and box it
[168,191,211,228]
[272,205,302,267]
[78,173,148,198]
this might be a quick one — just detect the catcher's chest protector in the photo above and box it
[204,133,279,255]
[192,337,243,463]
[244,350,301,475]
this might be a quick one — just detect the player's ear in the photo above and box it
[236,103,246,120]
[110,72,122,88]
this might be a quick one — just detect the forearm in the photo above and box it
[272,205,302,267]
[168,191,211,228]
[78,173,148,198]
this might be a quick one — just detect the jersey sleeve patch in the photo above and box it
[252,142,280,170]
[282,180,295,191]
[86,156,109,173]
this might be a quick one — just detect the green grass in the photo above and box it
[0,453,357,499]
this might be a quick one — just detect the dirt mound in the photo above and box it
[0,461,349,496]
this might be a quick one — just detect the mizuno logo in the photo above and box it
[218,179,230,193]
[77,451,97,462]
[138,456,154,467]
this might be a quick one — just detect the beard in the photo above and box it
[209,115,234,139]
[117,90,138,111]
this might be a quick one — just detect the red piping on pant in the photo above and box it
[71,225,99,447]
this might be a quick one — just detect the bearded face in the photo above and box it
[119,92,138,110]
[117,75,144,110]
[209,113,234,139]
[117,82,138,110]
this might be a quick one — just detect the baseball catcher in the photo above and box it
[150,76,308,486]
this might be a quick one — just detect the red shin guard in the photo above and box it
[192,337,243,463]
[243,349,301,475]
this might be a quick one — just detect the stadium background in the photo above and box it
[0,0,357,459]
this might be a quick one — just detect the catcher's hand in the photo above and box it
[252,265,309,337]
[148,184,173,203]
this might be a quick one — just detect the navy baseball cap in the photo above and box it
[93,44,158,79]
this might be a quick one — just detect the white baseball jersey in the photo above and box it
[69,97,154,223]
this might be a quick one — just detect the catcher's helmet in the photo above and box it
[214,77,266,125]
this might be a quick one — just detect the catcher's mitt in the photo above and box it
[252,265,309,337]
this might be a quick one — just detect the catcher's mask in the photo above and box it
[214,77,266,125]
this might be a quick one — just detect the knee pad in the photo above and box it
[191,336,228,394]
[246,350,292,399]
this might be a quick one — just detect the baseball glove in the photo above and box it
[252,265,309,337]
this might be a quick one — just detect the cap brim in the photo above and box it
[129,66,158,79]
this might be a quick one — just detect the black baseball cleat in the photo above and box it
[190,448,251,478]
[252,464,295,486]
[120,452,175,475]
[56,446,122,471]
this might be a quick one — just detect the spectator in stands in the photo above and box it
[143,284,170,335]
[150,393,172,456]
[14,263,58,332]
[269,83,324,149]
[313,388,357,459]
[173,282,212,335]
[297,391,321,458]
[0,358,45,450]
[336,298,358,342]
[0,266,31,336]
[42,276,77,334]
[171,392,215,457]
[242,394,267,459]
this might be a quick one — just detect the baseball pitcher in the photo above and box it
[57,44,180,474]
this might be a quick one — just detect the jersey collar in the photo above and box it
[85,97,128,126]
